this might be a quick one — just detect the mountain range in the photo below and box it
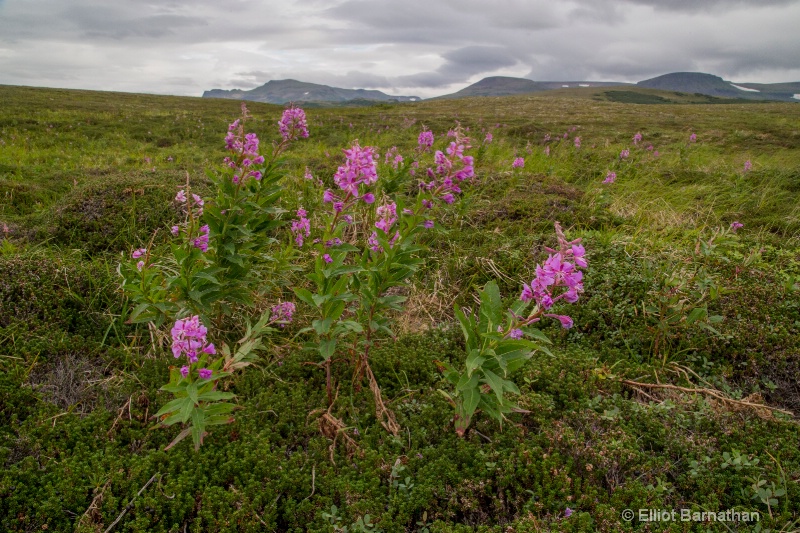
[203,72,800,105]
[202,79,420,105]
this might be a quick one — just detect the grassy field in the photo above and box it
[1,84,799,532]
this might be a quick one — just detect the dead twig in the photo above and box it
[104,473,159,533]
[619,379,794,417]
[365,363,400,436]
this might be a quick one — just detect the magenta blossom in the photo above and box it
[484,132,493,143]
[375,202,398,233]
[574,137,581,148]
[512,157,525,169]
[333,142,378,198]
[323,254,333,263]
[603,171,616,184]
[132,248,147,259]
[689,133,697,142]
[507,329,524,339]
[270,301,296,326]
[633,132,642,145]
[171,315,215,364]
[180,366,189,378]
[198,368,213,380]
[545,314,574,329]
[744,160,752,172]
[192,224,210,252]
[291,208,311,247]
[279,106,309,141]
[730,221,744,232]
[418,130,434,150]
[620,149,630,159]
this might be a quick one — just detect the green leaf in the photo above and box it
[454,305,476,352]
[456,371,480,391]
[186,383,199,405]
[197,391,236,402]
[466,349,485,375]
[482,369,506,403]
[154,397,188,418]
[479,281,502,332]
[180,397,194,423]
[293,287,315,306]
[686,307,707,324]
[312,318,333,335]
[461,387,481,418]
[319,339,336,361]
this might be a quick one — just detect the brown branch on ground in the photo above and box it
[619,379,794,419]
[308,388,361,464]
[365,363,401,436]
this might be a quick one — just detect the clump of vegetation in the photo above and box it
[1,85,799,532]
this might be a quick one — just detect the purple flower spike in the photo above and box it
[278,106,309,141]
[418,130,434,150]
[270,301,296,326]
[198,368,213,380]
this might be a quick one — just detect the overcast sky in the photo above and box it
[1,0,799,99]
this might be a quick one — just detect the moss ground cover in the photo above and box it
[1,85,799,532]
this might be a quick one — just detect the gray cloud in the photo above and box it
[0,0,798,98]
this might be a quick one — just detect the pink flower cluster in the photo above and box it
[418,130,434,151]
[512,157,525,169]
[270,301,296,326]
[329,141,378,200]
[384,146,404,169]
[418,137,474,205]
[132,248,147,271]
[171,315,216,364]
[620,149,630,160]
[291,208,311,246]
[633,132,642,145]
[223,107,267,183]
[519,226,588,329]
[369,202,401,253]
[175,190,204,216]
[603,171,616,184]
[279,106,309,141]
[193,224,210,252]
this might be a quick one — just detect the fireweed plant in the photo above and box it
[439,223,588,436]
[294,129,475,435]
[119,104,308,449]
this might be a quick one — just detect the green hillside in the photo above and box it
[1,85,800,532]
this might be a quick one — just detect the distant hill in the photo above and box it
[202,79,420,105]
[637,72,800,102]
[436,76,629,99]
